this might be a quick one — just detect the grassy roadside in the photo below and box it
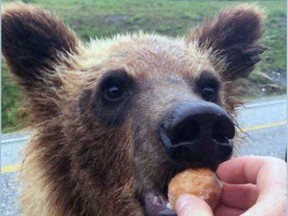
[2,0,286,133]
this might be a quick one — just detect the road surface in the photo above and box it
[1,96,286,215]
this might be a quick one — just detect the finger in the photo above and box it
[217,156,287,216]
[240,197,287,216]
[217,156,286,187]
[214,204,244,216]
[220,183,258,210]
[216,156,263,184]
[175,194,213,216]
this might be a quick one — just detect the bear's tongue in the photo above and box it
[141,192,176,216]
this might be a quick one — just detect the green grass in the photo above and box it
[2,63,26,132]
[2,0,286,132]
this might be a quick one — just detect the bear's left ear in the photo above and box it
[187,4,267,80]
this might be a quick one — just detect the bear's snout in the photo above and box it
[159,101,235,170]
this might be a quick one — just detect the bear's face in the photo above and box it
[2,3,265,216]
[71,35,233,215]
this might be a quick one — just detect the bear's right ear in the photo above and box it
[2,3,79,88]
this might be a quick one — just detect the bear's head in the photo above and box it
[2,3,265,216]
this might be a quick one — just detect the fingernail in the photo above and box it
[176,194,194,212]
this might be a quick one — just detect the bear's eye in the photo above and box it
[100,69,133,103]
[196,71,220,102]
[105,85,123,100]
[102,79,126,102]
[201,87,216,101]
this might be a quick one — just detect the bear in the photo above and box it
[2,3,266,216]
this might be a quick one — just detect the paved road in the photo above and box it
[1,96,287,215]
[237,96,286,158]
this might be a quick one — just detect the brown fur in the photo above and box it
[2,3,265,216]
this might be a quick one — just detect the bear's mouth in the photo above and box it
[138,159,226,216]
[140,191,176,216]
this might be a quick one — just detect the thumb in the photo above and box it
[175,194,213,216]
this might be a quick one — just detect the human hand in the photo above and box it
[175,156,287,216]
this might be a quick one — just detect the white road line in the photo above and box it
[240,99,286,109]
[1,137,30,144]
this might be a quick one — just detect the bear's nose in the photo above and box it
[159,101,235,169]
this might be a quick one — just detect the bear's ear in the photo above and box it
[187,4,266,80]
[2,3,79,88]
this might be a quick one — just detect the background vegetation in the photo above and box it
[2,0,286,132]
